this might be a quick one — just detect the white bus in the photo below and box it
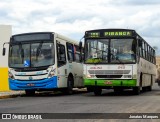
[82,29,156,95]
[3,32,84,95]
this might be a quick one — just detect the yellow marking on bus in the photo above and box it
[0,67,10,91]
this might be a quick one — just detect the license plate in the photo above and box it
[27,83,35,86]
[104,81,112,85]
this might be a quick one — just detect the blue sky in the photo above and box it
[0,0,160,54]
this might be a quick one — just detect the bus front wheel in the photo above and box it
[64,77,73,95]
[87,87,93,92]
[25,90,35,96]
[94,88,102,96]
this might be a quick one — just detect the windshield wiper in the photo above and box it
[36,42,43,61]
[110,53,124,64]
[116,57,124,64]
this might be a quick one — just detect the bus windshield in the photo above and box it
[85,39,136,64]
[9,42,54,68]
[110,39,136,63]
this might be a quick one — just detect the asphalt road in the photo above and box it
[0,83,160,122]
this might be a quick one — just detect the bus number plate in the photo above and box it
[27,83,35,86]
[104,81,112,85]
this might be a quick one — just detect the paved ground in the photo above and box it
[0,83,160,122]
[0,91,24,99]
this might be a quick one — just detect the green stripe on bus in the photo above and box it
[84,79,137,86]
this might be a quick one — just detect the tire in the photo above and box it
[94,88,102,96]
[148,76,153,91]
[133,87,140,95]
[65,77,73,95]
[142,87,147,92]
[147,86,152,91]
[25,90,35,96]
[158,80,160,86]
[87,87,93,92]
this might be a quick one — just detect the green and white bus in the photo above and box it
[82,29,156,95]
[3,32,84,95]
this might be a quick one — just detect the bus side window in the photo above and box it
[66,43,74,62]
[74,45,81,63]
[139,43,142,57]
[57,43,66,67]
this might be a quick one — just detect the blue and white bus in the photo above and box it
[3,32,84,95]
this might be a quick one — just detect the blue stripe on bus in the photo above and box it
[9,76,58,90]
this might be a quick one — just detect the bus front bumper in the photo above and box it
[9,76,58,90]
[84,79,137,87]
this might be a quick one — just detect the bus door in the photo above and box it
[57,42,68,88]
[72,45,83,87]
[66,43,78,87]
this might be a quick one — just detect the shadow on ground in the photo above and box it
[20,90,88,97]
[84,89,159,97]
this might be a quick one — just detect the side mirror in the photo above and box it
[2,42,10,56]
[79,41,82,50]
[2,48,6,56]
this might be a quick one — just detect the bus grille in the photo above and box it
[95,75,122,78]
[88,70,130,75]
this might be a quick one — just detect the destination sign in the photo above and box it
[12,33,52,42]
[104,31,132,36]
[87,32,100,38]
[85,30,133,38]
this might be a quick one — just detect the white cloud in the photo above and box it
[0,0,160,54]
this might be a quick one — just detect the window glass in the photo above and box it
[9,42,54,68]
[85,39,109,63]
[57,44,66,66]
[74,45,81,62]
[67,43,74,61]
[110,39,136,63]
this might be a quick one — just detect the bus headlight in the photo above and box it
[9,71,15,80]
[86,74,95,78]
[87,74,91,78]
[48,68,56,78]
[124,75,132,78]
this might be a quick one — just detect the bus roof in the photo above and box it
[55,32,80,46]
[85,28,135,32]
[11,32,80,46]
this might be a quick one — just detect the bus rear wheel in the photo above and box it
[94,88,102,96]
[87,87,93,92]
[147,86,152,91]
[64,77,73,95]
[25,90,35,96]
[132,87,140,95]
